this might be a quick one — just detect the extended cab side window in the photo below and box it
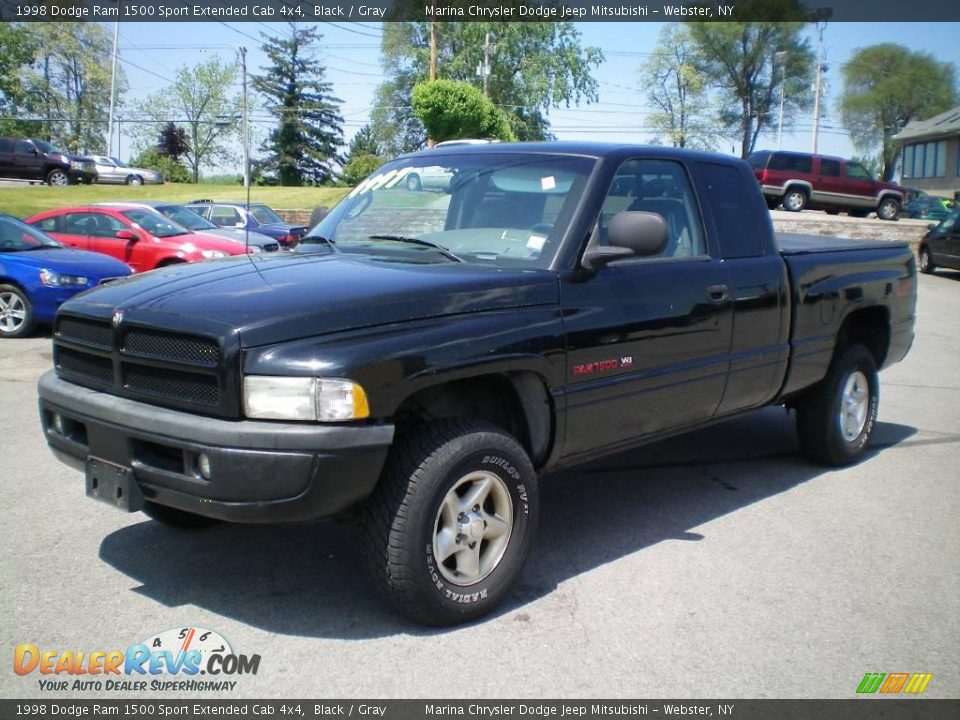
[695,162,767,258]
[598,158,705,258]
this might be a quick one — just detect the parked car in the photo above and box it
[902,194,956,222]
[186,200,307,249]
[93,202,281,253]
[747,150,905,220]
[918,209,960,274]
[38,142,916,625]
[0,213,131,338]
[0,137,97,186]
[25,205,253,273]
[87,156,163,185]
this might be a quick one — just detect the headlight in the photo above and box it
[69,160,82,170]
[201,249,227,259]
[39,269,88,287]
[243,376,370,422]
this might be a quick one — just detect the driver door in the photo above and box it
[559,158,733,460]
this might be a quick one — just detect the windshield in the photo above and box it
[0,216,62,251]
[111,157,128,168]
[248,205,284,225]
[301,152,596,267]
[120,209,188,238]
[32,140,62,155]
[156,205,216,231]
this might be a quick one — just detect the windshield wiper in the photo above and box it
[367,235,463,263]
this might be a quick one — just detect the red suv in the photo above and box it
[25,206,253,272]
[747,150,904,221]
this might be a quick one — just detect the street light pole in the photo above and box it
[239,46,249,189]
[106,12,120,155]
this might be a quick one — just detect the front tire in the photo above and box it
[796,344,879,466]
[142,501,221,528]
[877,197,901,221]
[362,419,538,625]
[918,246,935,274]
[406,173,422,192]
[46,169,69,186]
[0,284,35,338]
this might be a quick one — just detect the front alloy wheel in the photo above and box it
[0,285,34,338]
[782,188,807,212]
[363,419,538,625]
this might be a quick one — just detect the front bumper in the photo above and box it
[69,169,98,184]
[38,371,393,523]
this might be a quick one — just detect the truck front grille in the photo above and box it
[53,314,233,417]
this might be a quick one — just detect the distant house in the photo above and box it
[895,105,960,199]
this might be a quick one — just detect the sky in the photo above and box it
[106,21,960,171]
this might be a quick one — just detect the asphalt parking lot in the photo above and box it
[1,271,958,700]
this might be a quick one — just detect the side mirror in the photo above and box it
[309,205,329,226]
[116,229,139,241]
[234,220,245,228]
[582,212,669,271]
[926,223,937,231]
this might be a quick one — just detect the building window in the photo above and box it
[905,140,949,179]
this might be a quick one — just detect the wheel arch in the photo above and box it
[835,305,890,369]
[392,370,555,468]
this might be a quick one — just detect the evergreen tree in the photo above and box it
[253,24,345,186]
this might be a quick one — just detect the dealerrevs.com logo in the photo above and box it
[14,627,260,692]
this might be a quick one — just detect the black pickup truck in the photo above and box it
[38,143,916,625]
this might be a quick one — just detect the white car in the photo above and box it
[89,156,163,185]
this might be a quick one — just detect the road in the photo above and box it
[1,271,958,700]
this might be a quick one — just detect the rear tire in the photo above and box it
[142,501,221,528]
[918,246,935,274]
[126,175,143,186]
[782,187,807,212]
[796,344,878,466]
[362,419,538,625]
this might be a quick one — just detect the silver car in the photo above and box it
[89,156,163,185]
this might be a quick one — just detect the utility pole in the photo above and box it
[480,32,494,98]
[106,15,120,155]
[810,10,831,153]
[428,8,437,147]
[774,51,787,149]
[239,46,249,189]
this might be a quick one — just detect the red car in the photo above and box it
[25,205,252,272]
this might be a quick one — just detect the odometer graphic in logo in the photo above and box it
[143,627,232,674]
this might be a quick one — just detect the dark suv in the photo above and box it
[0,137,97,186]
[748,150,904,221]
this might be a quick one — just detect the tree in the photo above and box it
[371,22,603,155]
[253,23,345,186]
[24,23,126,153]
[412,80,516,144]
[157,122,190,162]
[341,124,386,186]
[687,1,814,158]
[0,23,40,136]
[133,58,241,183]
[839,44,958,181]
[642,25,714,150]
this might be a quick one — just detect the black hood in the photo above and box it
[60,253,558,347]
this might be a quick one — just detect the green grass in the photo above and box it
[0,183,351,219]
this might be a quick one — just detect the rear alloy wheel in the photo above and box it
[877,197,901,221]
[796,344,878,466]
[782,188,807,212]
[362,419,538,625]
[126,175,143,186]
[918,246,935,274]
[46,169,69,186]
[0,284,35,339]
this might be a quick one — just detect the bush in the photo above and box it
[130,147,191,183]
[411,80,516,145]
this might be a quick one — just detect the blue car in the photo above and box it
[0,213,132,338]
[185,200,307,249]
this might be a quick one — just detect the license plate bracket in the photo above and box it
[85,457,144,512]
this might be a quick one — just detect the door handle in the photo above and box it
[706,284,730,304]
